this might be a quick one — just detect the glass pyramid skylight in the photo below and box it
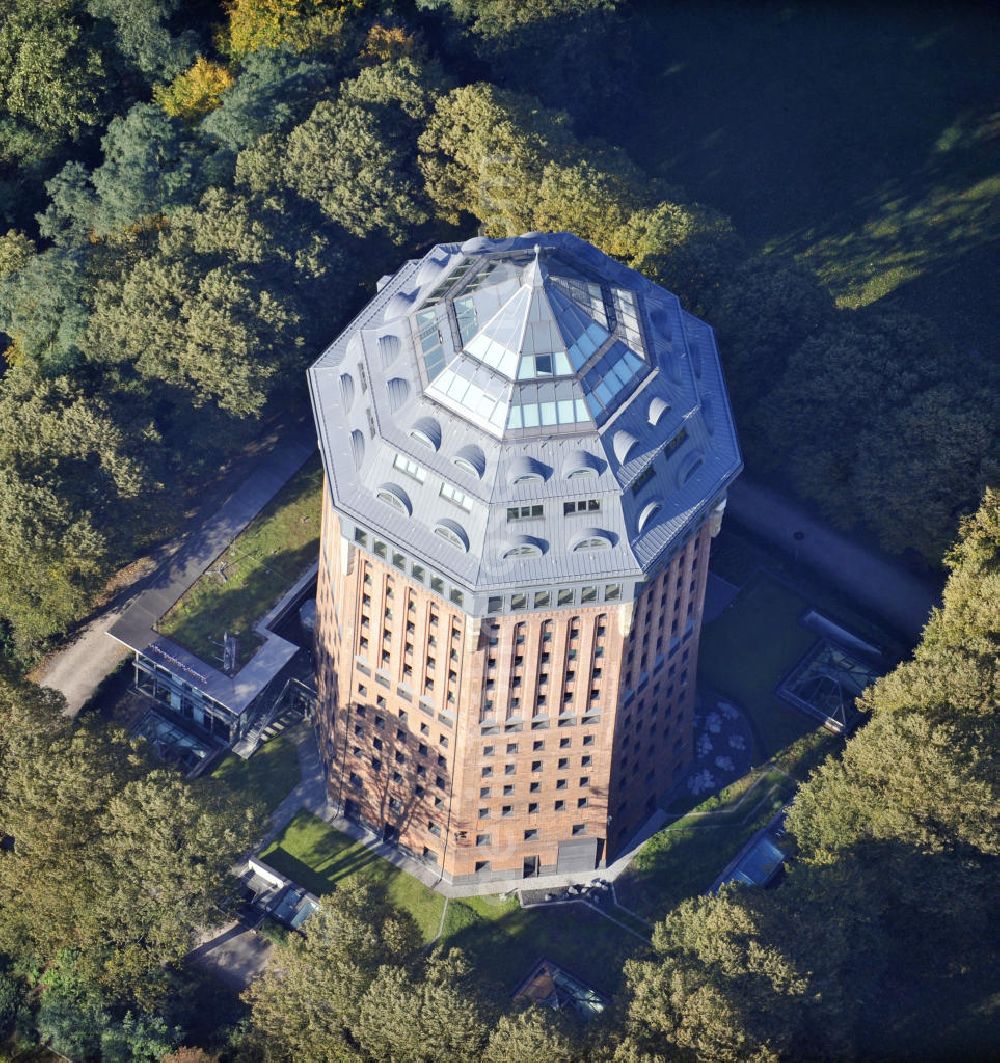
[423,247,650,437]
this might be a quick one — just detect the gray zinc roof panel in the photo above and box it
[308,233,742,595]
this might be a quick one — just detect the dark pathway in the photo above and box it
[726,476,940,642]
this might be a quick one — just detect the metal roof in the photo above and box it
[308,232,742,597]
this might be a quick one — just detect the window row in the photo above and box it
[487,583,622,613]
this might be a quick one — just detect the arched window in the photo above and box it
[386,377,411,413]
[453,444,486,478]
[502,544,542,560]
[513,473,544,485]
[375,483,411,516]
[339,373,355,410]
[567,467,598,480]
[350,430,365,470]
[637,501,662,532]
[434,520,468,552]
[572,535,612,553]
[648,395,670,426]
[410,416,441,450]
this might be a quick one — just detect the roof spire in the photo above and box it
[524,243,546,289]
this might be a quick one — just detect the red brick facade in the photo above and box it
[314,479,712,884]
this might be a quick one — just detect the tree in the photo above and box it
[90,772,258,995]
[610,198,741,314]
[0,0,107,165]
[100,1010,183,1062]
[200,47,340,154]
[851,383,998,561]
[418,83,577,234]
[86,0,200,79]
[483,1006,579,1063]
[758,309,997,561]
[35,952,106,1061]
[416,0,617,39]
[0,240,90,373]
[157,58,235,122]
[0,676,260,1003]
[354,950,490,1062]
[90,102,210,232]
[245,883,422,1059]
[223,0,363,61]
[789,489,1000,863]
[0,371,154,652]
[86,187,337,416]
[282,58,444,242]
[710,255,834,406]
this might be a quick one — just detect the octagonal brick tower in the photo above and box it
[307,232,741,886]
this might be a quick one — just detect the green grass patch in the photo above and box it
[439,895,646,998]
[698,572,818,759]
[210,729,302,813]
[158,455,323,668]
[260,811,445,943]
[617,780,789,923]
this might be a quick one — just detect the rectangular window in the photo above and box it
[523,828,538,840]
[440,482,473,511]
[562,499,601,515]
[393,452,427,483]
[557,588,575,606]
[506,504,544,522]
[572,823,587,836]
[510,593,527,611]
[581,586,598,604]
[630,461,657,497]
[533,591,551,609]
[475,833,491,847]
[605,584,622,602]
[488,595,503,613]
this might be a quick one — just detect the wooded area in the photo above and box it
[0,0,996,1059]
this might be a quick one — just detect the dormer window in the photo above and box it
[572,533,613,553]
[434,521,468,552]
[502,544,543,560]
[375,484,411,516]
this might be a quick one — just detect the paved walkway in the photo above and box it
[37,418,316,715]
[726,475,941,642]
[187,920,272,992]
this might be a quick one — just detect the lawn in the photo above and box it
[158,455,323,668]
[698,572,819,760]
[617,777,786,922]
[258,811,643,991]
[211,729,302,813]
[259,811,445,942]
[438,894,646,999]
[599,0,999,359]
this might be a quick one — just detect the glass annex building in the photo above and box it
[307,233,741,885]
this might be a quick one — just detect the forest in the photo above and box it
[0,0,996,1059]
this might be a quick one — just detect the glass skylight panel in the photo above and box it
[552,276,606,324]
[612,288,644,352]
[581,340,648,421]
[416,308,445,381]
[454,295,479,344]
[506,385,591,431]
